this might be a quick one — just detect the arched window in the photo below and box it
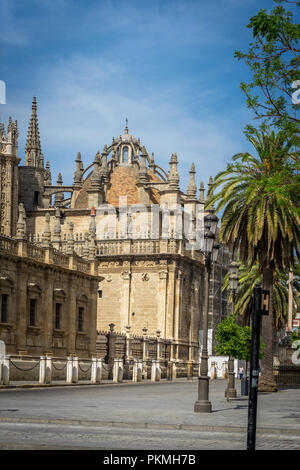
[123,146,129,163]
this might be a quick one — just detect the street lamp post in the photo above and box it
[194,208,219,413]
[225,261,239,398]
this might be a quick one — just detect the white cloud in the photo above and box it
[6,52,252,190]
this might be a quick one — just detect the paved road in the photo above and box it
[0,380,299,450]
[0,421,299,450]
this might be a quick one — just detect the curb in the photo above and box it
[0,378,198,391]
[0,416,299,436]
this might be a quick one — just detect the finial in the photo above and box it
[168,153,179,189]
[57,173,63,185]
[66,221,75,255]
[187,163,197,198]
[199,181,205,203]
[74,153,83,185]
[44,160,52,185]
[207,176,214,199]
[16,203,27,240]
[42,212,51,247]
[125,118,128,134]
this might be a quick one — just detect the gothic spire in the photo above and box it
[25,96,43,168]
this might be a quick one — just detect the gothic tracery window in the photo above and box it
[123,146,129,163]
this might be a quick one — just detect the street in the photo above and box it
[0,379,299,450]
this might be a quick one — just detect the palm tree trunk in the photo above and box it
[259,267,278,392]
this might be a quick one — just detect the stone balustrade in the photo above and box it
[0,236,18,255]
[0,235,93,275]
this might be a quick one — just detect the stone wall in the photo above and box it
[0,236,99,357]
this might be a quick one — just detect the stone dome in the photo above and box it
[74,165,161,209]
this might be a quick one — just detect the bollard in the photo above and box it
[96,358,103,383]
[45,356,52,384]
[156,361,161,381]
[222,361,228,379]
[113,358,123,383]
[91,358,103,384]
[66,357,73,383]
[72,357,79,383]
[2,355,10,385]
[151,360,161,382]
[39,356,46,384]
[133,359,143,382]
[91,358,97,383]
[151,360,156,382]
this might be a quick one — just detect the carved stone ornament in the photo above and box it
[121,271,131,280]
[142,272,149,281]
[106,274,113,282]
[159,271,168,280]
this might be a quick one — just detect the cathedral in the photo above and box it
[0,97,230,359]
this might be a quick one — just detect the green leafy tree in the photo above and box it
[223,262,300,329]
[207,128,300,391]
[235,0,300,134]
[215,315,264,364]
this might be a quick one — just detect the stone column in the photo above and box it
[142,328,148,379]
[173,269,183,342]
[120,269,131,332]
[124,325,131,380]
[44,272,54,354]
[156,330,161,360]
[15,265,28,354]
[67,275,78,355]
[107,323,116,380]
[157,270,168,337]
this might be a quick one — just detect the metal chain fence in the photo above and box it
[10,359,40,372]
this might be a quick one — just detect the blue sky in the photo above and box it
[0,0,284,190]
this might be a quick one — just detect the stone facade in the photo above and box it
[0,98,231,360]
[0,236,99,357]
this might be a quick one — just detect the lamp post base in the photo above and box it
[194,375,212,413]
[194,400,212,413]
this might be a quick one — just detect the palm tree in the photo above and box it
[223,262,300,329]
[207,128,300,391]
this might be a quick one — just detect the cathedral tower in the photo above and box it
[18,97,46,211]
[0,118,20,236]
